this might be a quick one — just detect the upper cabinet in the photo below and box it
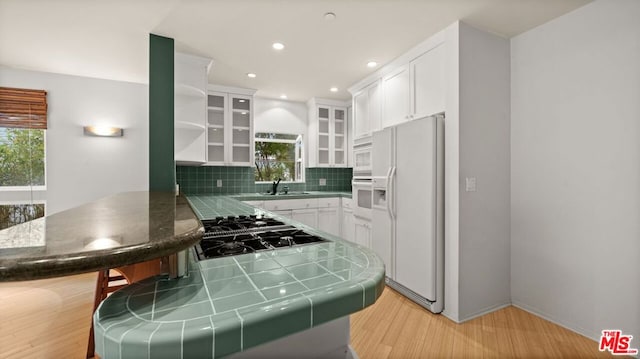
[174,53,212,165]
[353,80,381,141]
[206,85,256,166]
[308,98,349,168]
[410,43,445,119]
[349,38,445,133]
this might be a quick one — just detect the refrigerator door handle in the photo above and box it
[387,166,396,220]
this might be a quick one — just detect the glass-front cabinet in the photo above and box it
[206,91,254,166]
[314,104,347,168]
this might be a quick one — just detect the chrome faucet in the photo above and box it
[271,178,281,195]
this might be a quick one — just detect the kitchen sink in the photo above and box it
[257,192,311,196]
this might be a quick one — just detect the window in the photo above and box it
[0,86,47,230]
[254,133,304,182]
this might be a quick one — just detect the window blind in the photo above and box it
[0,87,48,129]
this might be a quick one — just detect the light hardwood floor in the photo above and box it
[0,274,616,359]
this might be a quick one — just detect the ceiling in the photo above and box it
[0,0,590,102]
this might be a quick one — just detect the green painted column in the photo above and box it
[149,34,175,191]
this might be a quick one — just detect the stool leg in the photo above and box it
[87,270,109,359]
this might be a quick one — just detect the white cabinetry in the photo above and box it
[206,85,256,166]
[317,197,341,237]
[350,38,445,133]
[382,65,411,128]
[410,43,446,119]
[291,208,318,228]
[341,198,355,242]
[353,80,381,140]
[308,98,349,168]
[354,216,371,249]
[247,197,344,237]
[174,53,212,165]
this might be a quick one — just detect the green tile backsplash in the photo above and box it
[176,166,352,195]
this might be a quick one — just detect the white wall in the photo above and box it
[511,0,640,342]
[253,97,308,136]
[457,22,511,321]
[0,66,148,214]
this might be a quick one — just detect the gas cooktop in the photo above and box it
[195,215,327,260]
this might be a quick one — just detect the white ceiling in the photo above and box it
[0,0,590,102]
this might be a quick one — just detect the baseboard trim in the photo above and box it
[458,301,512,323]
[512,300,599,342]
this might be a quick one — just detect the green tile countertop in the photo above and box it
[94,195,384,359]
[230,191,352,201]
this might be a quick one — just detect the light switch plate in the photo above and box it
[465,177,476,192]
[217,179,223,187]
[319,178,326,186]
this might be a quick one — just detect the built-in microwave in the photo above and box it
[353,144,372,176]
[352,177,372,220]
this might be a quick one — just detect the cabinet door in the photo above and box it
[272,209,292,219]
[341,208,355,242]
[317,106,331,167]
[353,90,369,140]
[229,95,253,165]
[410,43,445,118]
[332,107,347,167]
[207,92,227,164]
[354,217,371,249]
[367,81,382,133]
[291,208,318,228]
[318,208,340,237]
[382,64,410,128]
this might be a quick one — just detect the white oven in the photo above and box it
[352,177,373,219]
[353,144,372,176]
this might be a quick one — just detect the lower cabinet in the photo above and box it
[318,207,340,237]
[341,207,355,242]
[291,208,318,228]
[245,197,349,239]
[354,216,372,249]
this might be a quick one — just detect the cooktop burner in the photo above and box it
[195,215,327,260]
[201,215,286,237]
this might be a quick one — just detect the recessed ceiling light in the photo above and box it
[272,42,285,50]
[247,73,256,78]
[367,61,378,68]
[324,12,336,21]
[280,94,288,99]
[330,87,338,92]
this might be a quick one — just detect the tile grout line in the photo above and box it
[198,265,218,315]
[147,322,163,359]
[234,310,244,351]
[209,316,216,358]
[118,320,146,359]
[232,257,268,301]
[151,281,159,321]
[180,321,186,359]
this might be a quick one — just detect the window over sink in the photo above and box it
[254,132,304,183]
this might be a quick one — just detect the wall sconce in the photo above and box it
[83,125,124,137]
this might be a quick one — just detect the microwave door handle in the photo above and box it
[387,167,396,220]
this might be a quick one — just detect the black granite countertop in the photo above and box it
[0,191,203,281]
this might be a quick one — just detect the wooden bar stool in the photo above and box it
[87,260,161,359]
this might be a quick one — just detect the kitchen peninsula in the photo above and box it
[93,194,385,359]
[0,191,203,281]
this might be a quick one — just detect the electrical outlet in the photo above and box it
[465,177,476,192]
[319,178,326,186]
[217,179,223,187]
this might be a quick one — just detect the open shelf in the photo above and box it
[175,84,206,98]
[176,121,205,130]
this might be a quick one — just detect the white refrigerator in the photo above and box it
[371,114,444,313]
